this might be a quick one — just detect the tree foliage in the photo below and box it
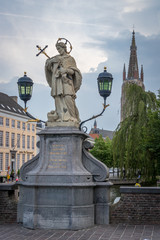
[143,91,160,177]
[112,83,158,181]
[90,135,113,167]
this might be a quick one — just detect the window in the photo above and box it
[17,121,20,129]
[6,118,9,127]
[32,124,35,132]
[27,154,30,161]
[11,133,15,148]
[17,154,20,170]
[27,135,30,149]
[22,154,25,165]
[5,153,9,171]
[22,135,25,148]
[17,134,20,148]
[22,122,25,130]
[12,119,15,128]
[0,117,3,126]
[0,131,3,146]
[1,104,5,108]
[27,123,30,131]
[32,136,35,150]
[0,153,3,171]
[5,132,9,147]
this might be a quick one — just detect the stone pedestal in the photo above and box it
[17,127,112,229]
[94,182,112,225]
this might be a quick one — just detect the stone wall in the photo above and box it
[0,183,18,223]
[111,186,160,224]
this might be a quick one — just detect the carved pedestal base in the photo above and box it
[17,127,112,229]
[94,182,112,225]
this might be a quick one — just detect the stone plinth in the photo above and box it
[17,127,111,229]
[94,182,112,225]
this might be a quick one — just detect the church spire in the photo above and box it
[141,64,144,82]
[123,63,126,81]
[94,119,97,129]
[127,30,139,79]
[121,30,145,122]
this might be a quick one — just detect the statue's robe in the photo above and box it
[45,54,82,122]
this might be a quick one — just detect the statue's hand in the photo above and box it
[60,67,67,75]
[60,67,74,75]
[46,58,58,69]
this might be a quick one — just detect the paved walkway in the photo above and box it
[0,224,159,240]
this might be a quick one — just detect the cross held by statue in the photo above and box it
[36,45,50,58]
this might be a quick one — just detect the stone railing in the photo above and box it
[111,186,160,224]
[0,183,18,223]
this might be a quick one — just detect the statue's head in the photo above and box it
[56,42,67,52]
[56,38,72,54]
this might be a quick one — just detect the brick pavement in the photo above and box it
[0,224,160,240]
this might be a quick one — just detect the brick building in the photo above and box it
[0,92,41,180]
[89,120,114,140]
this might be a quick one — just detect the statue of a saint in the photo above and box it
[45,39,82,126]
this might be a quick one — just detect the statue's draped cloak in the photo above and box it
[45,54,82,97]
[45,54,82,122]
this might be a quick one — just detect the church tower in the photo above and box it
[121,30,145,122]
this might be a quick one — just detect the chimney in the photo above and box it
[10,96,18,103]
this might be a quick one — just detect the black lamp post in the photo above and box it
[17,72,34,109]
[79,67,113,132]
[17,72,45,123]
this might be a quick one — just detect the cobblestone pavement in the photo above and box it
[0,224,160,240]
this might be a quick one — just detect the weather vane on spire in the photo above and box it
[133,24,135,33]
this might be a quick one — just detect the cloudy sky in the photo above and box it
[0,0,160,132]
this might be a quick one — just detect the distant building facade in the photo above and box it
[0,92,41,179]
[121,30,145,121]
[89,120,114,140]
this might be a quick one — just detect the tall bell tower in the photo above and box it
[121,30,145,122]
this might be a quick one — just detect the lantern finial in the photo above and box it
[104,66,107,71]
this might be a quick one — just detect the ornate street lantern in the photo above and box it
[79,67,113,132]
[17,72,34,109]
[17,73,45,123]
[97,67,113,105]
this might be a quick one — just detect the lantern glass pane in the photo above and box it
[20,86,25,95]
[109,81,112,91]
[104,81,108,90]
[26,86,31,95]
[99,82,103,90]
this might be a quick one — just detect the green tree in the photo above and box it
[112,83,157,180]
[143,91,160,179]
[90,135,113,167]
